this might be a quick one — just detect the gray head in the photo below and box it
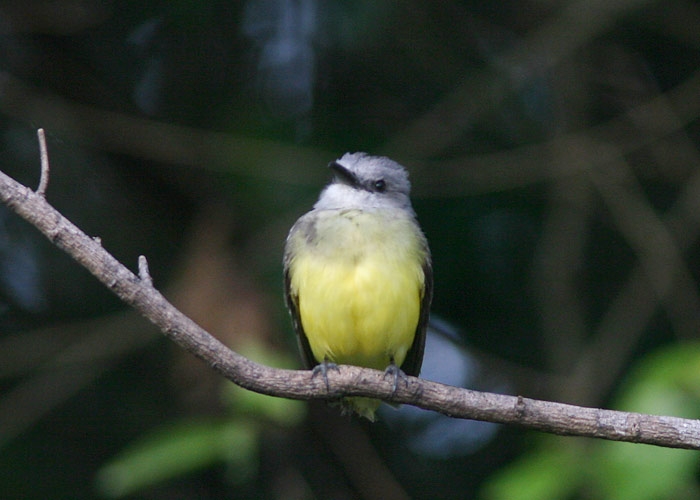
[313,152,415,213]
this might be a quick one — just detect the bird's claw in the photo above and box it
[312,360,339,391]
[383,360,409,395]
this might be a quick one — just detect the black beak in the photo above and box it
[328,161,359,187]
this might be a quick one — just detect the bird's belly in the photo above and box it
[294,252,422,370]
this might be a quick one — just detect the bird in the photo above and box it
[283,152,432,420]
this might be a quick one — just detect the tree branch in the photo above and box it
[1,145,699,450]
[36,128,49,197]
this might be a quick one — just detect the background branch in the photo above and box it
[0,151,699,450]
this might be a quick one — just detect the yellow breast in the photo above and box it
[287,209,426,370]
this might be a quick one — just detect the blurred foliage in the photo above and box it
[481,342,700,500]
[0,0,699,499]
[96,341,305,498]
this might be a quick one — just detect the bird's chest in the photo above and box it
[306,210,401,262]
[290,209,423,367]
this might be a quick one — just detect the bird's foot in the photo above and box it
[383,359,409,395]
[312,360,339,391]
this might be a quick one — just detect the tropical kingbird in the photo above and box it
[284,152,433,420]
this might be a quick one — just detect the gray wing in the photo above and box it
[283,220,318,369]
[399,251,433,377]
[284,267,317,369]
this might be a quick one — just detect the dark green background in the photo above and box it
[1,1,699,499]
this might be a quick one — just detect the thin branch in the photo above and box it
[532,173,592,398]
[138,255,153,286]
[0,68,697,198]
[589,154,700,339]
[383,0,653,159]
[0,72,329,187]
[1,142,700,450]
[36,128,49,197]
[0,311,157,446]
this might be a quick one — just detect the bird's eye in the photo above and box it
[374,179,386,192]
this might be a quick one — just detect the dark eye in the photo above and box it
[373,179,386,192]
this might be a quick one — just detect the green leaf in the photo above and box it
[480,342,700,500]
[479,439,581,500]
[220,340,307,425]
[95,419,257,498]
[591,342,700,500]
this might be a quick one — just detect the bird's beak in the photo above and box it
[328,161,359,187]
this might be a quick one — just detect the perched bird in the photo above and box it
[284,152,432,420]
